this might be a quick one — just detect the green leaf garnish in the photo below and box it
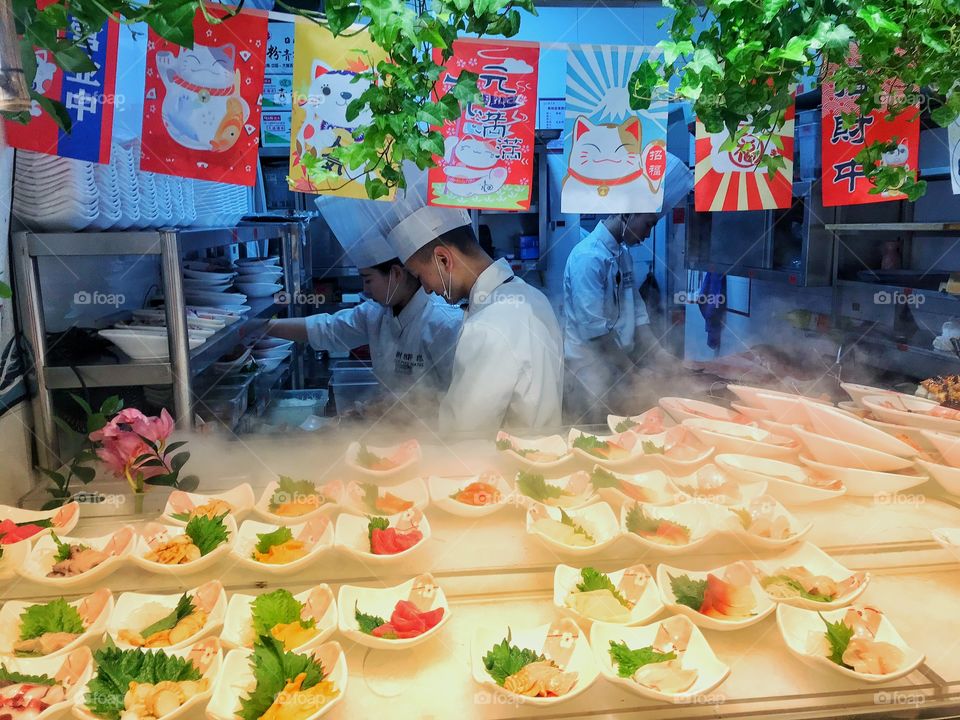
[138,594,194,639]
[761,575,835,603]
[608,640,676,678]
[559,508,594,543]
[184,514,229,556]
[641,440,664,455]
[367,516,389,543]
[625,505,690,539]
[360,482,380,513]
[356,443,385,469]
[354,602,388,636]
[482,630,546,687]
[251,589,315,637]
[615,419,638,433]
[576,568,631,609]
[515,471,564,502]
[18,597,85,642]
[495,438,512,451]
[573,435,608,453]
[254,527,294,557]
[589,467,620,489]
[50,532,85,563]
[237,636,326,720]
[268,476,319,512]
[820,613,855,668]
[669,573,707,612]
[0,665,57,686]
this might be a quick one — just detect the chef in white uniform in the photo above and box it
[262,189,462,408]
[562,152,693,424]
[385,182,563,433]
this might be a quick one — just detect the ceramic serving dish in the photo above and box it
[659,397,744,424]
[916,458,960,495]
[863,394,960,434]
[514,469,598,510]
[554,563,663,627]
[108,580,226,651]
[131,517,237,575]
[0,588,113,658]
[0,503,80,545]
[344,439,422,479]
[231,517,333,575]
[159,484,255,525]
[683,418,799,460]
[656,561,776,631]
[341,477,429,516]
[798,455,928,497]
[525,502,621,557]
[589,467,682,509]
[253,479,342,525]
[620,501,732,555]
[715,453,846,504]
[221,585,337,651]
[19,526,136,588]
[495,431,574,470]
[4,647,94,720]
[427,473,513,518]
[921,429,960,467]
[750,542,869,610]
[334,508,430,565]
[802,401,918,457]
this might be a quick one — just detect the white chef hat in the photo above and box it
[659,152,694,216]
[385,166,472,263]
[315,194,399,267]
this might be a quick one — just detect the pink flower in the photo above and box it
[90,408,176,485]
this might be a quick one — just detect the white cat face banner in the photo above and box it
[561,45,668,214]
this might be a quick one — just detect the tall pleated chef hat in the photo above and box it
[314,192,399,268]
[658,151,694,216]
[385,165,472,263]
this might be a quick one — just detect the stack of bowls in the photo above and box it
[13,152,99,231]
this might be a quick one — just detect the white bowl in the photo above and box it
[752,391,816,425]
[344,439,421,479]
[656,561,776,631]
[863,394,960,433]
[428,473,513,518]
[252,347,292,360]
[236,256,281,267]
[159,484,255,525]
[715,453,845,504]
[526,502,621,557]
[931,527,960,551]
[514,469,598,509]
[334,509,430,564]
[620,501,732,555]
[254,479,342,525]
[798,455,927,497]
[659,397,742,424]
[221,585,337,652]
[670,464,767,506]
[5,647,94,720]
[0,588,113,658]
[683,418,799,460]
[862,417,937,453]
[803,401,917,457]
[590,467,683,509]
[728,384,832,410]
[568,428,669,470]
[0,502,80,546]
[73,637,222,720]
[253,355,284,373]
[341,477,429,516]
[751,542,869,610]
[108,580,226,650]
[921,429,960,467]
[590,615,730,703]
[729,401,771,422]
[207,642,345,720]
[19,526,136,588]
[776,604,924,683]
[794,427,915,472]
[234,282,282,298]
[841,382,903,407]
[231,516,333,575]
[236,271,282,284]
[337,573,450,650]
[915,458,960,495]
[253,337,294,352]
[495,431,573,470]
[758,418,805,442]
[606,407,671,442]
[729,495,813,549]
[554,564,663,626]
[184,291,248,308]
[470,618,599,706]
[97,329,205,361]
[0,539,30,579]
[182,267,236,283]
[131,516,237,575]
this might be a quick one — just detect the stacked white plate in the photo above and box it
[87,160,122,231]
[193,180,250,227]
[13,151,99,231]
[112,142,142,230]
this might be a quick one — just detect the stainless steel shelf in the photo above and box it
[685,260,806,285]
[189,296,277,377]
[847,337,960,379]
[836,279,960,316]
[45,362,173,389]
[21,226,286,257]
[826,222,960,234]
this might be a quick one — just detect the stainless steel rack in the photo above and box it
[12,223,304,468]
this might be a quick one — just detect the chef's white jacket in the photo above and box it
[440,259,563,432]
[306,288,462,397]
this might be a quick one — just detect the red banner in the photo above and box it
[140,5,268,186]
[428,39,539,211]
[821,45,920,207]
[694,98,795,212]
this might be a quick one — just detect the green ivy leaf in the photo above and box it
[325,2,361,36]
[856,5,901,36]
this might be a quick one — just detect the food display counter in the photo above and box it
[6,395,960,720]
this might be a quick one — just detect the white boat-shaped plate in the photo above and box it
[496,431,574,470]
[753,391,818,425]
[231,516,333,574]
[221,585,337,652]
[715,453,846,505]
[0,539,30,579]
[620,501,732,555]
[338,573,450,650]
[922,429,960,468]
[659,397,743,424]
[568,428,664,470]
[73,636,222,720]
[591,467,682,508]
[864,394,960,434]
[727,384,832,410]
[729,495,813,549]
[4,646,94,720]
[159,484,255,525]
[334,509,430,565]
[606,407,671,444]
[19,526,136,588]
[803,400,918,457]
[797,455,928,497]
[554,564,663,626]
[0,588,113,658]
[656,561,776,631]
[683,418,799,461]
[0,502,80,545]
[254,479,342,525]
[862,417,937,454]
[526,502,620,557]
[917,458,960,496]
[671,464,768,506]
[108,580,226,650]
[344,439,421,480]
[590,615,730,703]
[470,618,599,706]
[840,382,903,407]
[729,401,771,422]
[751,542,869,609]
[207,642,346,720]
[341,477,429,516]
[794,426,914,472]
[776,604,924,683]
[514,469,598,510]
[131,516,237,575]
[428,473,513,518]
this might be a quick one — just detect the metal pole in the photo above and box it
[12,232,59,469]
[284,222,305,388]
[159,230,193,427]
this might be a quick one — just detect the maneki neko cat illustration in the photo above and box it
[156,43,250,152]
[295,58,372,166]
[562,115,665,212]
[441,135,508,198]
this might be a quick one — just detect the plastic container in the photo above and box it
[195,384,248,429]
[330,361,380,414]
[264,389,330,427]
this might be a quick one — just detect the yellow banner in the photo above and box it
[289,19,392,199]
